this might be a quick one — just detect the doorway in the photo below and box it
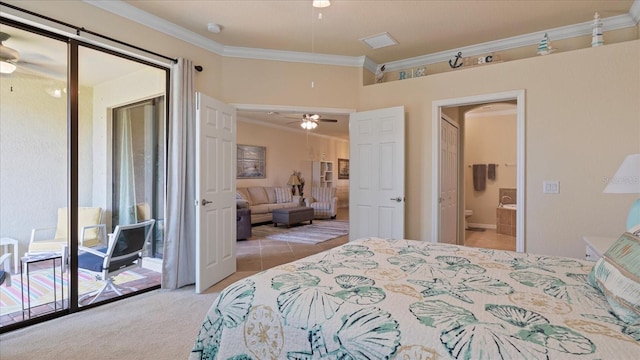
[461,102,517,251]
[432,90,525,252]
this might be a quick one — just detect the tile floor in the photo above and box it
[464,228,516,251]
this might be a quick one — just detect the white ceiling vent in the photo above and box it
[359,32,398,49]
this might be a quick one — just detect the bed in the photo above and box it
[190,235,640,359]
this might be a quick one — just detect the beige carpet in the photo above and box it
[0,271,257,360]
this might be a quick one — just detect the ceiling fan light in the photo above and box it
[312,0,330,8]
[0,60,16,74]
[301,120,318,130]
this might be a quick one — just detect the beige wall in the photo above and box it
[236,119,349,203]
[359,41,640,258]
[464,113,517,227]
[5,1,639,259]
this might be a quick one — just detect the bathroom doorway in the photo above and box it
[462,103,517,251]
[432,91,525,252]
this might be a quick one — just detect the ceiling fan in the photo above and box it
[0,32,20,74]
[286,113,338,129]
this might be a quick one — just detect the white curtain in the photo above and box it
[162,58,196,289]
[117,108,138,225]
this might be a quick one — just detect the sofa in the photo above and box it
[236,186,302,224]
[304,187,338,219]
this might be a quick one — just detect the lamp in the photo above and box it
[312,0,331,8]
[301,119,318,130]
[287,174,301,195]
[603,153,640,230]
[0,60,16,74]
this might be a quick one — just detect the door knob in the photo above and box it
[390,197,403,202]
[202,199,212,206]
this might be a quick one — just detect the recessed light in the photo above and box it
[360,32,398,50]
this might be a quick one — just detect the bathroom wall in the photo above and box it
[464,110,517,228]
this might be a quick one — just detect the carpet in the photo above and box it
[251,220,349,244]
[0,268,144,316]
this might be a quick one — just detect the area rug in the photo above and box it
[252,220,349,245]
[0,268,144,316]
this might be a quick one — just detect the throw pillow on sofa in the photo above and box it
[275,187,292,203]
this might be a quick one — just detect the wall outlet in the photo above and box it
[543,181,560,194]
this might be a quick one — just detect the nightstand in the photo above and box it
[582,236,617,261]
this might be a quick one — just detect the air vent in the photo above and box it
[359,32,398,49]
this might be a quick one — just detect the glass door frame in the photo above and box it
[0,17,170,333]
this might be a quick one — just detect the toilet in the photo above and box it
[464,209,473,229]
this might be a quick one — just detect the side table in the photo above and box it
[20,252,64,319]
[582,236,616,261]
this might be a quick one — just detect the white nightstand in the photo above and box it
[582,236,617,261]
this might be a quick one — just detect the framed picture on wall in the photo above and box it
[237,145,266,179]
[338,158,349,179]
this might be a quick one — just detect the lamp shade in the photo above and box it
[603,154,640,194]
[287,175,301,186]
[604,153,640,230]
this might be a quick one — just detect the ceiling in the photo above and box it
[119,0,635,65]
[2,0,638,139]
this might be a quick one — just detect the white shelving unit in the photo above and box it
[312,161,334,188]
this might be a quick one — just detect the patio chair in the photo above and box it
[0,253,11,287]
[27,207,106,256]
[77,219,155,304]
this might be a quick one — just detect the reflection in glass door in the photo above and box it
[76,45,165,308]
[0,22,69,328]
[0,19,168,331]
[112,97,165,258]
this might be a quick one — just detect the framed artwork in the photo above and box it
[237,145,266,179]
[338,158,349,179]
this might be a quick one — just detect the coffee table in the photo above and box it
[272,207,314,228]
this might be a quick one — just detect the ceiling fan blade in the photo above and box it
[319,118,338,122]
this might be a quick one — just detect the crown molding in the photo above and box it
[222,46,366,67]
[84,0,640,72]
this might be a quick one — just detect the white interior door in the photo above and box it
[439,116,459,244]
[349,106,405,240]
[195,92,236,293]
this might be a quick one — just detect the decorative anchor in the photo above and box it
[449,51,463,69]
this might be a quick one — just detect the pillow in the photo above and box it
[247,187,269,205]
[274,187,292,204]
[588,231,640,325]
[236,188,251,205]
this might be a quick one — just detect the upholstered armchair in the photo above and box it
[304,187,338,219]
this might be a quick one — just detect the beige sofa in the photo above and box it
[236,186,302,224]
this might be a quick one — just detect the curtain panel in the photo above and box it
[162,58,196,289]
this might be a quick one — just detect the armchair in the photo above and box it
[304,187,338,219]
[0,253,11,287]
[28,207,106,255]
[77,219,155,304]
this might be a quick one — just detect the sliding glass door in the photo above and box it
[0,19,168,331]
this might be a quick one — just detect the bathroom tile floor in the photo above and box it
[464,229,516,251]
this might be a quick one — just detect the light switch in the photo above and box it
[543,181,560,194]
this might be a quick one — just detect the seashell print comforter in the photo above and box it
[190,238,640,359]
